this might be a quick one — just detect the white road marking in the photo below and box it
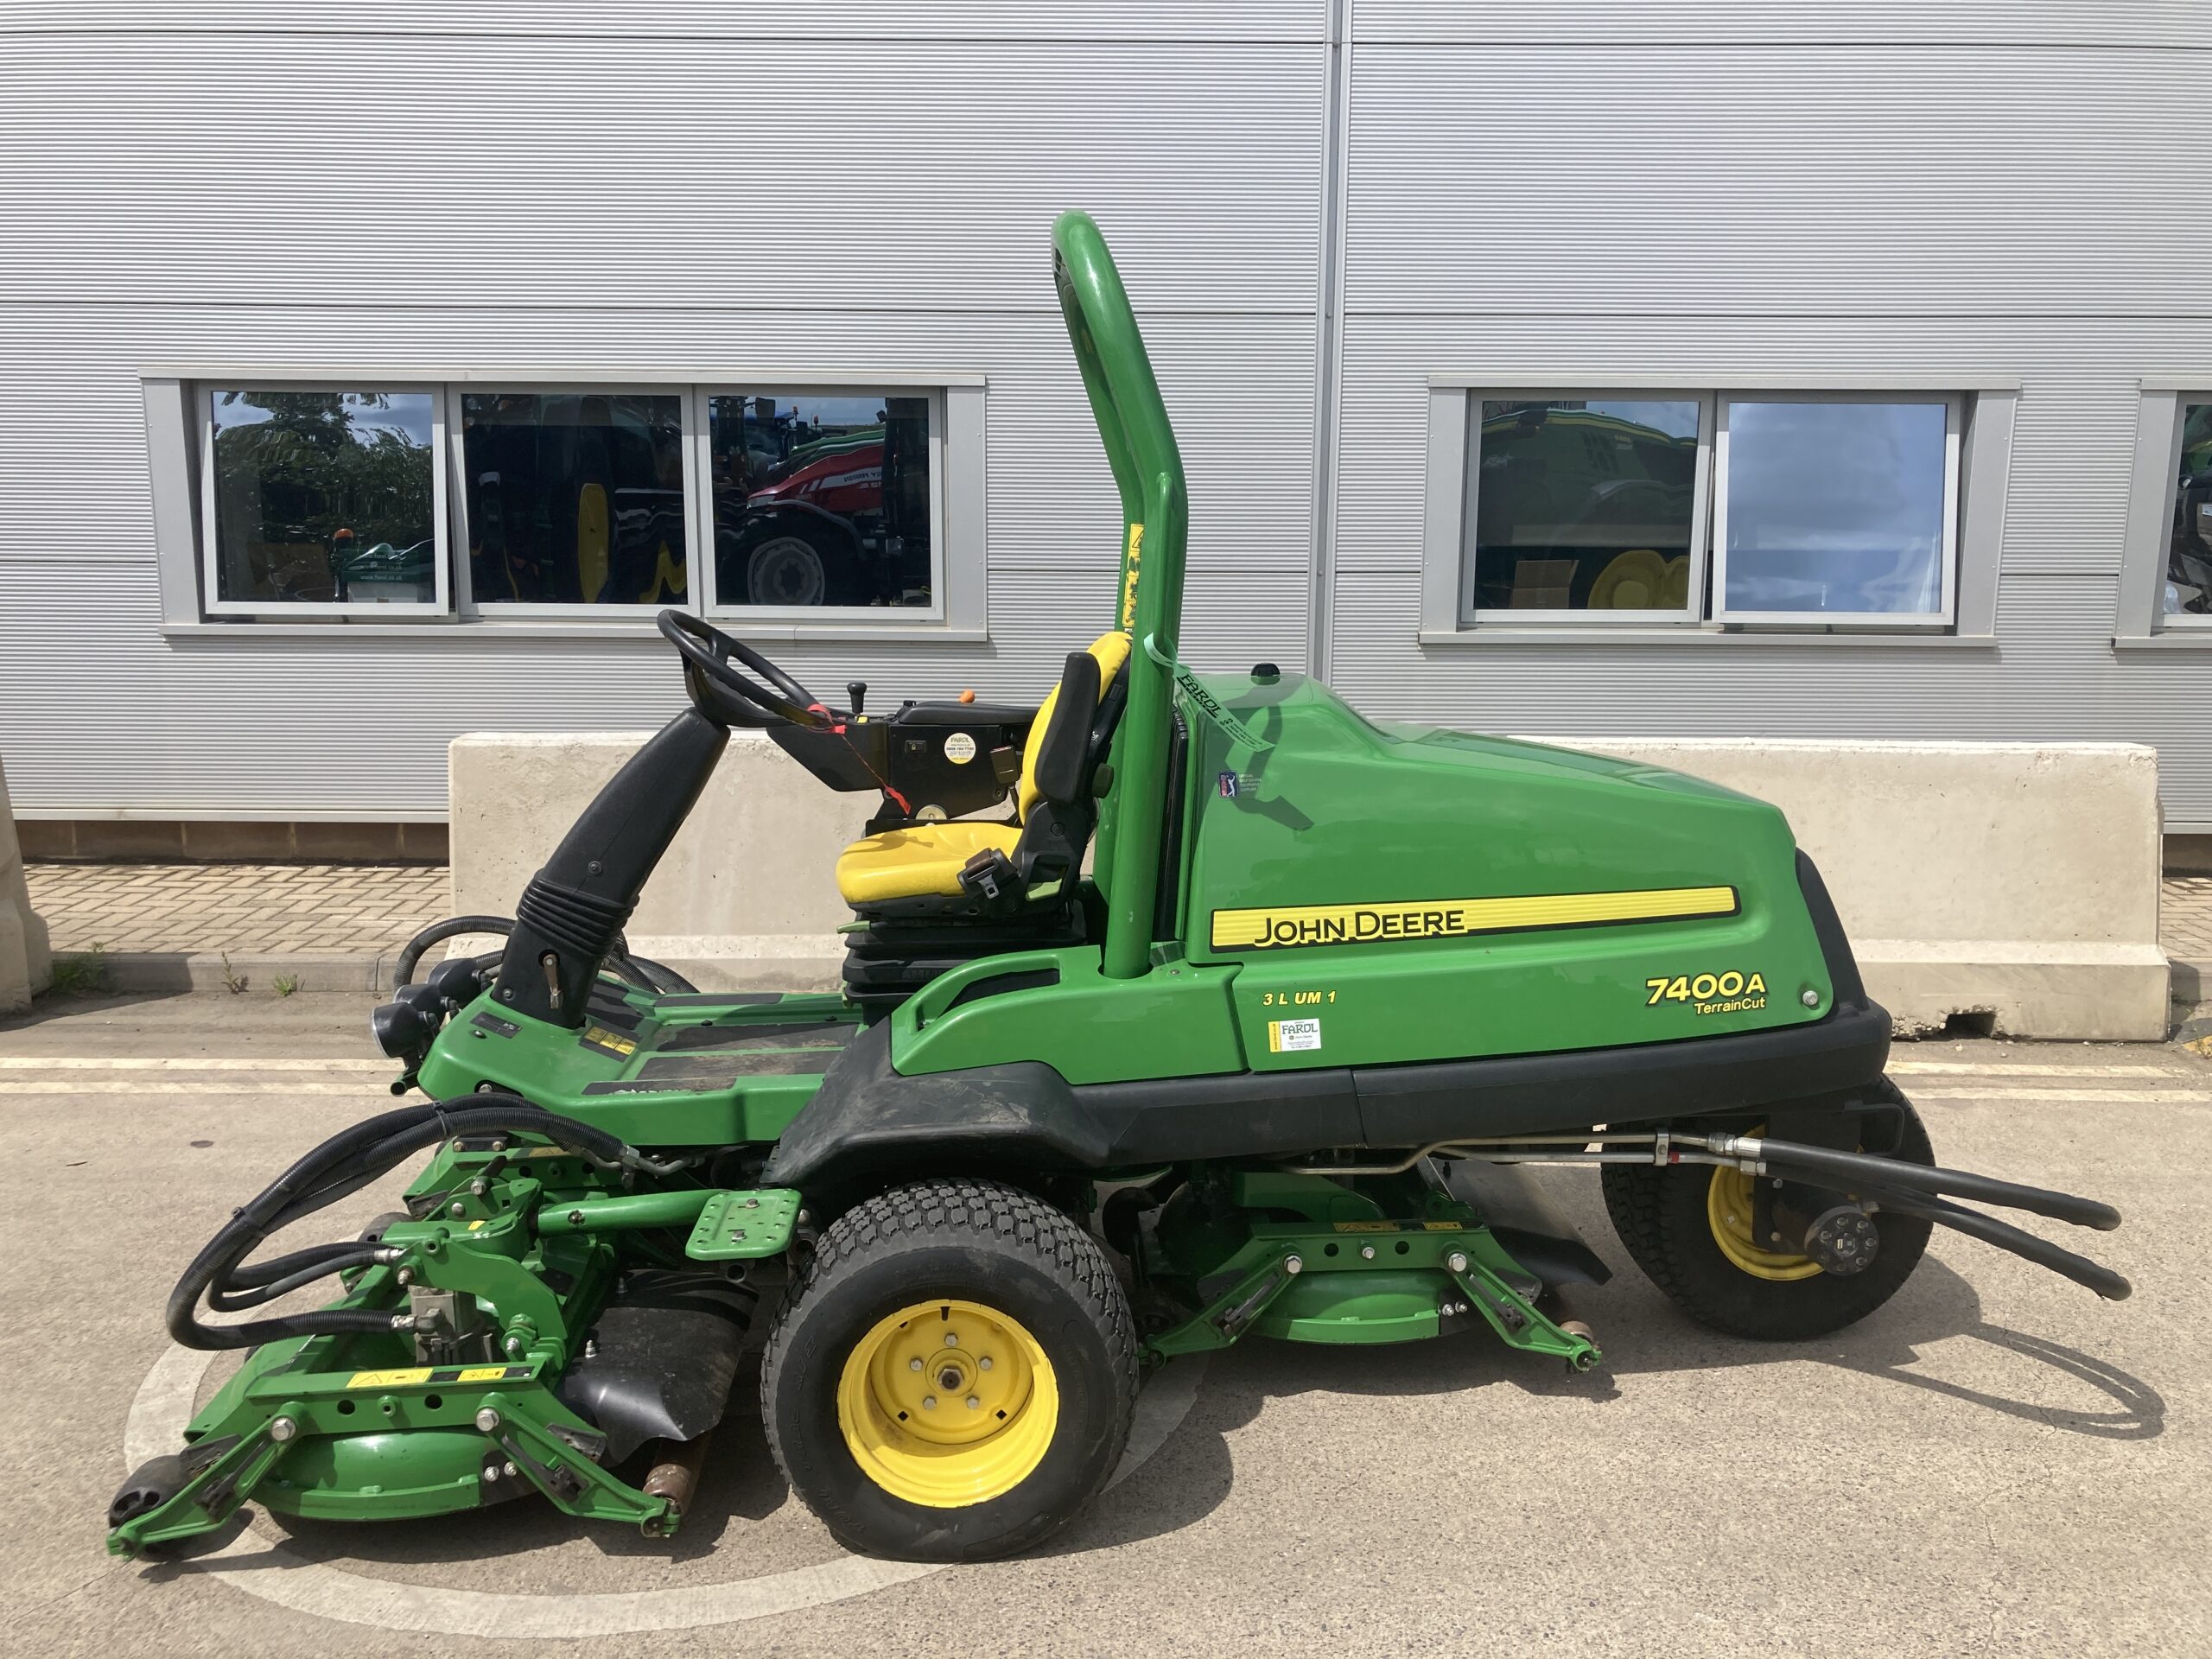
[0,1056,392,1071]
[0,1082,386,1096]
[1888,1060,2184,1078]
[1901,1086,2212,1103]
[121,1343,1206,1637]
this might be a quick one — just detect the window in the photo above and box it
[458,391,690,610]
[1465,394,1709,620]
[159,377,980,632]
[1714,397,1958,625]
[2164,400,2212,625]
[702,391,938,613]
[1447,388,1966,632]
[200,388,446,615]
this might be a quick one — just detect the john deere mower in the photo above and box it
[111,213,2130,1565]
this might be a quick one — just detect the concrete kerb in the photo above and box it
[96,950,398,997]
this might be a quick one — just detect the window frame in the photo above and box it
[198,381,451,620]
[1710,390,1962,630]
[691,384,950,625]
[1459,388,1713,627]
[2120,389,2212,636]
[447,382,704,620]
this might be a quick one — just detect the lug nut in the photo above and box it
[978,1356,993,1371]
[475,1407,501,1432]
[966,1395,981,1409]
[908,1357,924,1372]
[1446,1250,1469,1274]
[922,1395,938,1410]
[269,1415,298,1443]
[944,1333,959,1347]
[1284,1254,1303,1275]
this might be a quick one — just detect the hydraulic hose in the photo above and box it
[1713,1135,2123,1232]
[393,914,696,995]
[393,916,514,989]
[168,1094,637,1351]
[1861,1187,2133,1301]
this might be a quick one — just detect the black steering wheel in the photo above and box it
[658,610,834,731]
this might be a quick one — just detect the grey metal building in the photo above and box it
[3,4,2209,839]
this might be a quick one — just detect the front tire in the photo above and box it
[1600,1102,1936,1341]
[760,1179,1137,1561]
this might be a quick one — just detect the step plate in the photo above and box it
[686,1189,802,1261]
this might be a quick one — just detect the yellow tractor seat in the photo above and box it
[834,630,1131,908]
[835,821,1023,907]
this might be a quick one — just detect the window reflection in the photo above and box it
[463,393,686,606]
[709,393,932,607]
[208,390,435,604]
[2167,403,2212,617]
[1723,401,1948,616]
[1466,399,1700,612]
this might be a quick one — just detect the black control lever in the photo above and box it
[847,681,868,717]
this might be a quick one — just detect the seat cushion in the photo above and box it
[835,821,1022,906]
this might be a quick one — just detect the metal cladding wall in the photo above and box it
[0,9,1324,819]
[2,6,2209,824]
[1327,16,2212,827]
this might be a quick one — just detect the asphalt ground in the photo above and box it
[2,990,2205,1658]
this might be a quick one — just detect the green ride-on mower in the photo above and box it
[111,213,2131,1565]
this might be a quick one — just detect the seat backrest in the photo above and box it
[1016,630,1131,823]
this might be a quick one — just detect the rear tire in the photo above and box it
[760,1179,1136,1561]
[1601,1102,1936,1341]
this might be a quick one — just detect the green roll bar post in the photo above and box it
[1051,210,1189,981]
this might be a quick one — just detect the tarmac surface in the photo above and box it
[1,990,2205,1658]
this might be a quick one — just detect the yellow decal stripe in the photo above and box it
[346,1367,432,1389]
[1211,886,1738,952]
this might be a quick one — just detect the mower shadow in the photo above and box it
[1047,1246,2164,1560]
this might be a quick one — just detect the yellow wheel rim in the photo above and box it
[1707,1164,1824,1281]
[836,1299,1058,1509]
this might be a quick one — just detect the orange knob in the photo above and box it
[958,689,976,704]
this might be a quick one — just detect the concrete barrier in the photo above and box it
[1532,738,2167,1041]
[449,732,873,992]
[1,754,54,1012]
[449,731,2167,1039]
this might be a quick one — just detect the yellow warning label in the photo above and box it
[1332,1221,1396,1233]
[582,1024,638,1057]
[1211,887,1738,952]
[467,1219,486,1230]
[1119,522,1144,628]
[346,1368,432,1389]
[455,1366,515,1383]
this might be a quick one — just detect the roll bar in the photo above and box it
[1052,211,1188,979]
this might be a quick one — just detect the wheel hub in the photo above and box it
[1706,1164,1824,1281]
[836,1299,1058,1506]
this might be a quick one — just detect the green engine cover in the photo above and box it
[1172,671,1834,1072]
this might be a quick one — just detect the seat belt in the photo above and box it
[1141,633,1275,754]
